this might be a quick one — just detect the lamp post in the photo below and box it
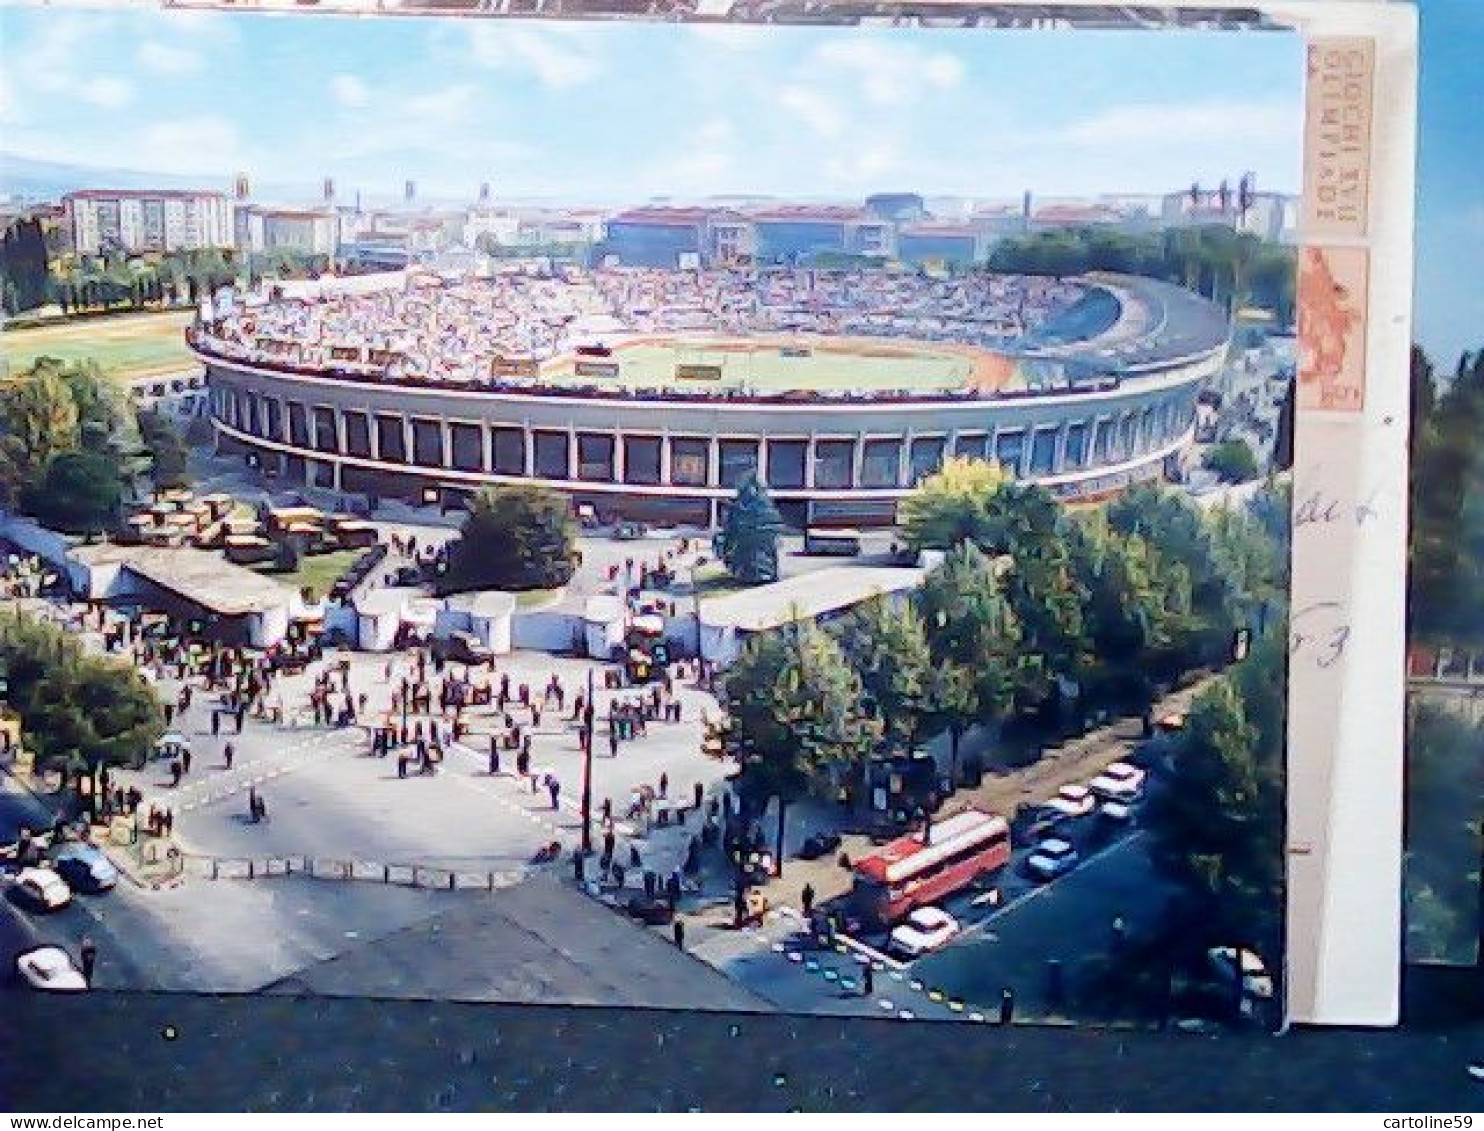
[580,665,595,856]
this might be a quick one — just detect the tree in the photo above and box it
[0,361,81,505]
[23,450,123,535]
[1203,439,1260,483]
[0,611,164,777]
[0,218,50,313]
[1144,637,1285,958]
[722,621,879,874]
[136,408,192,489]
[441,484,576,592]
[832,597,935,754]
[899,456,1009,552]
[716,474,783,585]
[915,541,1021,775]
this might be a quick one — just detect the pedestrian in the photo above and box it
[170,760,182,787]
[211,711,221,737]
[248,786,259,823]
[659,772,669,799]
[603,829,616,860]
[548,777,561,810]
[236,704,246,733]
[163,702,175,725]
[693,781,704,810]
[801,882,816,918]
[488,740,500,776]
[629,844,642,869]
[608,729,619,758]
[163,810,174,837]
[398,755,407,779]
[862,963,874,997]
[224,743,234,770]
[79,937,97,985]
[672,919,686,949]
[181,746,192,775]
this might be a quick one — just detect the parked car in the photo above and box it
[1089,761,1146,804]
[433,631,494,666]
[14,945,88,992]
[1207,946,1275,1001]
[613,521,648,541]
[391,565,423,587]
[10,867,72,912]
[1045,784,1096,819]
[889,906,960,958]
[797,832,842,861]
[1025,838,1080,882]
[49,843,118,894]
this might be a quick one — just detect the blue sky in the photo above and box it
[0,10,1305,202]
[1414,0,1483,370]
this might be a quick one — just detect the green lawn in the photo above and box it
[2,310,196,384]
[254,549,363,601]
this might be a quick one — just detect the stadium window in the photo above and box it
[1029,428,1057,475]
[578,433,615,482]
[1093,419,1115,465]
[533,430,570,479]
[287,401,309,448]
[908,436,945,484]
[224,390,240,429]
[1064,422,1089,469]
[623,436,662,486]
[343,412,372,459]
[312,407,338,454]
[375,414,406,463]
[491,428,525,476]
[450,422,484,472]
[262,399,283,443]
[766,439,807,490]
[954,433,989,461]
[310,460,336,490]
[860,439,902,488]
[411,418,444,468]
[1118,415,1136,459]
[718,440,759,488]
[1141,408,1156,451]
[994,431,1025,477]
[245,393,261,437]
[670,438,710,487]
[814,439,855,490]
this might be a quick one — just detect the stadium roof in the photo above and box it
[700,565,926,634]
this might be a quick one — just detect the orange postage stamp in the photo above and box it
[1297,244,1369,413]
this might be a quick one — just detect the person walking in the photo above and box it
[169,760,182,788]
[672,919,686,949]
[548,777,561,811]
[248,786,259,823]
[211,710,221,738]
[223,743,234,770]
[79,937,97,986]
[801,883,816,919]
[488,738,500,776]
[181,746,192,775]
[659,772,669,799]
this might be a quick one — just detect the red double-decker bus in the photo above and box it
[851,808,1012,926]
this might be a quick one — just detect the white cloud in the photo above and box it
[665,117,737,186]
[464,25,603,89]
[812,39,966,106]
[687,25,769,50]
[1053,101,1300,148]
[139,116,247,173]
[137,41,202,76]
[408,84,478,124]
[777,86,845,139]
[330,74,371,109]
[78,77,134,109]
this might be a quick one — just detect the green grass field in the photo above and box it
[2,310,196,384]
[544,335,976,392]
[253,549,362,601]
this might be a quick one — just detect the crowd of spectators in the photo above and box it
[192,267,1085,391]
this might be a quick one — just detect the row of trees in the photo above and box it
[0,611,165,782]
[722,460,1288,873]
[51,248,240,316]
[0,217,49,315]
[0,356,190,533]
[1409,345,1484,642]
[985,225,1297,324]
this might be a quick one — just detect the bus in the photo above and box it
[851,808,1012,926]
[624,614,669,683]
[802,527,862,557]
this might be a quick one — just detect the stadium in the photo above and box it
[194,266,1229,528]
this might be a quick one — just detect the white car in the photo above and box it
[1025,838,1080,881]
[12,867,72,912]
[1045,784,1096,819]
[14,945,88,992]
[1089,761,1147,804]
[889,906,960,958]
[1207,946,1275,1001]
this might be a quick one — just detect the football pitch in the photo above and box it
[2,310,197,383]
[541,334,997,393]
